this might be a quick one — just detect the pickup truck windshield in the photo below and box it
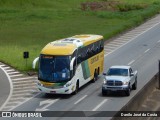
[107,68,128,76]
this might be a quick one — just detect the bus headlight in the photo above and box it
[37,81,43,86]
[65,81,72,87]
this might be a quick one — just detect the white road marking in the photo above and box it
[12,77,37,81]
[8,72,20,75]
[13,88,38,93]
[5,102,21,107]
[110,41,124,45]
[104,48,112,52]
[9,93,40,111]
[106,46,116,49]
[92,99,108,111]
[36,99,59,111]
[107,43,120,47]
[144,49,150,53]
[0,65,5,67]
[11,93,33,97]
[0,66,13,111]
[5,69,15,72]
[119,36,133,39]
[3,67,10,69]
[114,39,130,42]
[104,47,107,50]
[13,83,36,88]
[74,95,88,105]
[10,74,23,77]
[12,80,36,84]
[105,19,160,57]
[12,89,37,94]
[13,86,37,90]
[158,40,160,43]
[128,60,135,65]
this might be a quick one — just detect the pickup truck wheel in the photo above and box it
[102,91,105,96]
[132,78,137,90]
[125,85,131,96]
[102,90,108,96]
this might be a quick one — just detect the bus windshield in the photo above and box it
[39,55,71,83]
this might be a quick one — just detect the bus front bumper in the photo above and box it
[37,84,74,94]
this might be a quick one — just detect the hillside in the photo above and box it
[0,0,160,71]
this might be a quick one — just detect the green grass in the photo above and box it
[0,0,160,71]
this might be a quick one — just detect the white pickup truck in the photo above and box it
[102,65,137,96]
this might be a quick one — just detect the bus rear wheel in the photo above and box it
[92,70,98,83]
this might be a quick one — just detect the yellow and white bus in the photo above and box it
[35,34,104,94]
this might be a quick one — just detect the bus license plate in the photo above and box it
[50,91,56,93]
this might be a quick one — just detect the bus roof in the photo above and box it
[41,34,103,55]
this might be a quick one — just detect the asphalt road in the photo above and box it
[1,20,160,120]
[0,67,10,110]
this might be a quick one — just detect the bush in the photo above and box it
[117,3,148,12]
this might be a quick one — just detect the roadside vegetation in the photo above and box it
[0,0,160,71]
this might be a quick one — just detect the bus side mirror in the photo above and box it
[70,57,76,71]
[32,57,39,69]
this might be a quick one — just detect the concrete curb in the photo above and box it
[112,73,158,120]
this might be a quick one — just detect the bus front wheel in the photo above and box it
[72,81,79,95]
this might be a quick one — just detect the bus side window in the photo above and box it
[100,40,104,51]
[73,59,77,75]
[77,55,82,64]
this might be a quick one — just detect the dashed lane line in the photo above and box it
[128,60,135,66]
[74,95,88,105]
[144,49,150,53]
[92,99,108,111]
